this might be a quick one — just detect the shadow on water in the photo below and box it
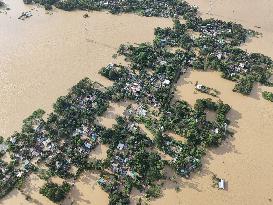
[90,143,103,155]
[249,83,263,100]
[101,106,118,119]
[227,108,242,130]
[64,185,91,205]
[62,172,102,205]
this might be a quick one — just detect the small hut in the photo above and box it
[218,179,225,190]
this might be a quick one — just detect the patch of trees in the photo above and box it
[42,0,198,19]
[39,181,71,202]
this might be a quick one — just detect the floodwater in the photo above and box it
[0,0,172,138]
[1,0,273,205]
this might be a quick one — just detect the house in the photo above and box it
[196,84,204,90]
[33,123,43,132]
[16,171,24,177]
[42,138,51,147]
[163,79,170,85]
[218,179,225,189]
[160,39,167,46]
[32,150,39,157]
[138,108,147,116]
[160,61,167,65]
[239,63,245,68]
[91,133,97,141]
[73,128,83,137]
[0,144,8,152]
[127,170,138,178]
[106,63,114,70]
[216,53,222,60]
[23,160,30,169]
[55,161,61,169]
[117,143,125,150]
[214,128,219,134]
[224,123,228,132]
[235,67,241,72]
[84,142,92,149]
[97,178,106,185]
[10,137,16,144]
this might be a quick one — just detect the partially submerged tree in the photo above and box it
[39,182,71,203]
[262,91,273,102]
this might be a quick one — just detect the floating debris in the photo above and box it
[195,81,220,97]
[18,11,32,20]
[83,13,89,18]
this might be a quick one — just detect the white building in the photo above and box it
[218,179,225,190]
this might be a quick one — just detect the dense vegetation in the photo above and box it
[262,91,273,102]
[1,0,272,204]
[0,0,4,7]
[39,182,71,202]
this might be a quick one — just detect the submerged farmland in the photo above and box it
[0,0,272,204]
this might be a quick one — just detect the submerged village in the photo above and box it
[1,0,273,204]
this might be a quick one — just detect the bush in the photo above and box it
[145,184,161,199]
[0,136,4,144]
[262,91,273,102]
[109,190,130,205]
[44,4,52,10]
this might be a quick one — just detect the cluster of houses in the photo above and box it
[200,22,232,38]
[0,79,111,199]
[110,147,131,177]
[152,14,272,95]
